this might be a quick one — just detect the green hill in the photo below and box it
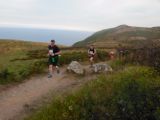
[73,25,160,48]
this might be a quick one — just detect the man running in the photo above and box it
[88,45,96,67]
[48,40,61,78]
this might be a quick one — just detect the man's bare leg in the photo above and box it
[56,66,60,74]
[90,57,94,67]
[52,66,57,74]
[48,65,53,78]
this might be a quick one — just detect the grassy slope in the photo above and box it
[0,39,109,84]
[26,61,160,120]
[0,39,48,53]
[73,25,160,48]
[0,39,48,84]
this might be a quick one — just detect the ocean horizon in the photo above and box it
[0,27,93,46]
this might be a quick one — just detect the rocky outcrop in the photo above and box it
[67,61,113,75]
[67,61,84,75]
[90,63,113,73]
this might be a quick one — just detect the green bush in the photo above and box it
[96,50,110,62]
[26,66,160,120]
[109,59,126,70]
[59,51,88,65]
[121,47,160,73]
[110,67,160,120]
[0,69,15,84]
[0,60,47,84]
[30,60,47,73]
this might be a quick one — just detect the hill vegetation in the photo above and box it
[1,34,160,120]
[0,39,108,84]
[73,25,160,48]
[0,39,49,84]
[25,32,160,119]
[26,61,160,120]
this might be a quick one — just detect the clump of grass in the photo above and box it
[25,49,109,65]
[26,66,160,120]
[108,59,126,70]
[0,59,47,84]
[121,47,160,74]
[0,40,48,84]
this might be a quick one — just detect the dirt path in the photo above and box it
[0,66,95,120]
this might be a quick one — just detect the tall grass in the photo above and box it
[59,50,109,65]
[0,40,48,84]
[26,66,160,120]
[15,49,109,65]
[0,45,109,84]
[0,59,47,84]
[119,47,160,73]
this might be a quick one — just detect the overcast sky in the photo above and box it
[0,0,160,31]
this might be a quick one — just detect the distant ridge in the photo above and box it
[73,25,160,48]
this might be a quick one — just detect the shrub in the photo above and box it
[59,51,88,65]
[109,59,126,70]
[0,69,16,84]
[0,60,47,84]
[110,67,160,120]
[119,47,160,73]
[30,60,48,73]
[26,66,160,120]
[59,50,109,65]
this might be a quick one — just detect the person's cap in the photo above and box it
[51,40,55,42]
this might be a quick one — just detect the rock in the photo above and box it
[91,63,113,73]
[67,61,84,75]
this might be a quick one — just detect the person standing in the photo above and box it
[48,40,61,78]
[88,45,96,67]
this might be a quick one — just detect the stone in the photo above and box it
[91,63,113,73]
[67,61,84,75]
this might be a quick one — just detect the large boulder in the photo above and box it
[90,63,113,73]
[67,61,84,75]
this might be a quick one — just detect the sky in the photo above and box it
[0,0,160,31]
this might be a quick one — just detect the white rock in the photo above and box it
[67,61,84,75]
[91,63,113,73]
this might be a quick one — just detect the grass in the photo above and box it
[59,50,109,65]
[0,40,48,84]
[73,25,160,48]
[2,40,160,120]
[0,51,47,84]
[25,64,160,120]
[0,39,47,54]
[0,40,109,85]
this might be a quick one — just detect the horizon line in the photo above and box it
[0,23,96,32]
[0,23,160,32]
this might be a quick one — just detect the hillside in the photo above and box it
[0,39,48,54]
[73,25,160,48]
[0,39,68,54]
[0,39,108,85]
[0,39,49,84]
